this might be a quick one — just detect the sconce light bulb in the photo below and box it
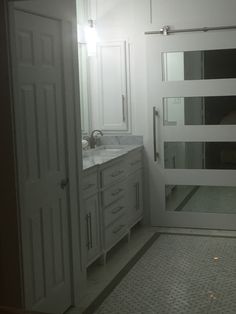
[85,20,98,56]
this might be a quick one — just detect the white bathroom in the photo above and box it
[2,0,236,313]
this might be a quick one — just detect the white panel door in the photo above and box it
[14,10,71,313]
[97,41,129,131]
[146,30,236,229]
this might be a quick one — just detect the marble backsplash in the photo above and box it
[96,135,143,146]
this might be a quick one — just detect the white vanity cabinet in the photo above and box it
[83,147,143,266]
[82,168,101,266]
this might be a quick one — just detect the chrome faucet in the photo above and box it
[89,129,103,148]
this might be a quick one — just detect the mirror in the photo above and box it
[163,96,236,126]
[166,185,236,213]
[163,48,236,81]
[78,43,90,134]
[164,142,236,170]
[77,0,92,135]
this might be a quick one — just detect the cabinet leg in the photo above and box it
[98,251,107,265]
[127,230,131,242]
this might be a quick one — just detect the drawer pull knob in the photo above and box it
[84,183,95,191]
[60,178,69,189]
[111,170,124,178]
[112,206,124,214]
[111,188,123,196]
[130,160,140,166]
[112,224,125,234]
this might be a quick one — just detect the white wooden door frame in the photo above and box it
[146,31,236,230]
[8,0,86,309]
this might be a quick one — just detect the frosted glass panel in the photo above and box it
[164,142,236,169]
[163,96,236,126]
[163,49,236,81]
[166,185,236,214]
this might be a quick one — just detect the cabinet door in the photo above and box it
[84,195,101,265]
[127,171,143,226]
[97,41,129,131]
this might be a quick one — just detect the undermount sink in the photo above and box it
[96,148,123,154]
[83,146,124,160]
[82,144,142,170]
[92,145,124,154]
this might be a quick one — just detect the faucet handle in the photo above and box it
[83,135,90,141]
[82,139,89,149]
[82,135,90,149]
[91,129,103,137]
[90,130,103,148]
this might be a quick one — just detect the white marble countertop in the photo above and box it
[82,145,143,170]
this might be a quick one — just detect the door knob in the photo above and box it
[60,178,69,189]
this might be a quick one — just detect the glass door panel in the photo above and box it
[166,185,236,214]
[164,142,236,170]
[163,96,236,126]
[163,48,236,81]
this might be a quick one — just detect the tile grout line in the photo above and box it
[159,231,236,239]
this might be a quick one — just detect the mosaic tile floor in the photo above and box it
[182,186,236,214]
[166,186,236,214]
[94,234,236,314]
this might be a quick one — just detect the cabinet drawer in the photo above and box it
[83,171,98,197]
[104,198,126,227]
[101,160,126,187]
[102,181,125,207]
[105,215,127,249]
[127,150,143,174]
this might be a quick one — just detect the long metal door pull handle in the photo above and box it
[122,95,126,122]
[135,183,140,210]
[86,214,90,249]
[153,107,159,162]
[89,213,93,248]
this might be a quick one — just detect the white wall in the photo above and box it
[150,0,236,29]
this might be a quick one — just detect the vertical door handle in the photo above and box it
[86,214,90,249]
[122,95,126,122]
[135,183,140,210]
[153,106,159,162]
[89,213,93,248]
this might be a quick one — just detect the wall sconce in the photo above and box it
[84,19,98,57]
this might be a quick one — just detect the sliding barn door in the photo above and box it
[146,30,236,229]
